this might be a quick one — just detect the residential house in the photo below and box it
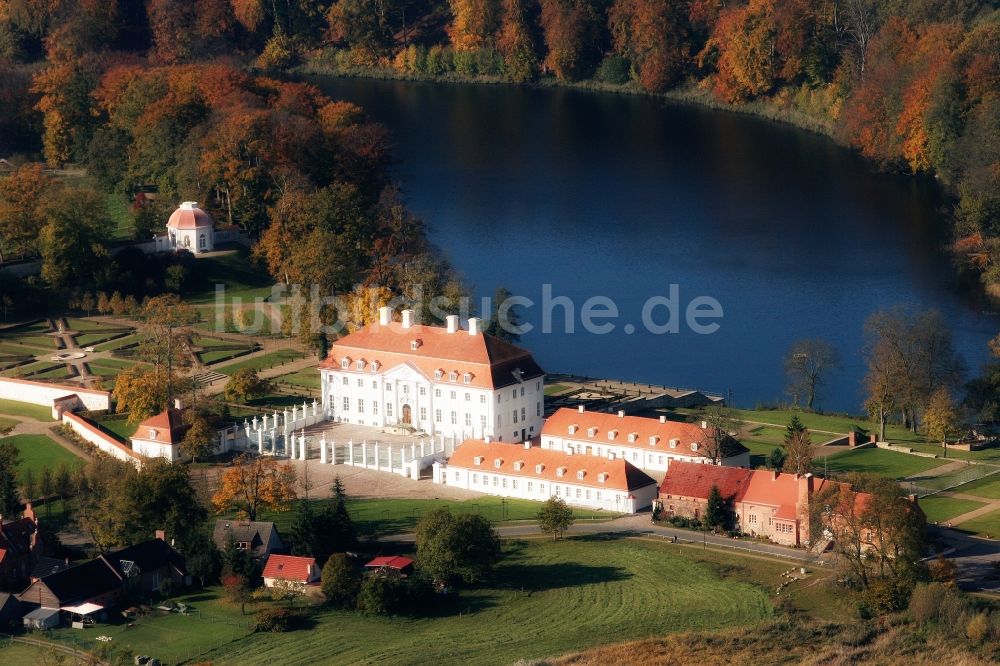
[262,555,320,593]
[129,406,190,461]
[0,504,42,591]
[103,534,189,594]
[0,592,23,630]
[17,557,124,612]
[657,461,870,547]
[541,407,751,475]
[443,439,659,513]
[212,520,285,562]
[320,307,546,442]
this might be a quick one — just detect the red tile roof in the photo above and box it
[366,556,414,570]
[448,440,657,492]
[542,408,749,460]
[134,409,189,445]
[320,320,544,390]
[262,554,317,583]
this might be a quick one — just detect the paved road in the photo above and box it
[385,513,824,565]
[933,526,1000,593]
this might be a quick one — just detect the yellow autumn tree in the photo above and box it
[212,454,297,520]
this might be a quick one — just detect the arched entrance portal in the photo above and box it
[401,404,412,425]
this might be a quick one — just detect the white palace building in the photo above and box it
[319,307,545,442]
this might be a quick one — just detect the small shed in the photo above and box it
[23,607,60,630]
[365,556,415,576]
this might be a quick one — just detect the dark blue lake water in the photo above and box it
[310,76,997,413]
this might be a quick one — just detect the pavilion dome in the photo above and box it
[167,201,214,230]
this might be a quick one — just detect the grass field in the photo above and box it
[94,333,146,352]
[216,349,304,376]
[953,507,1000,538]
[92,414,139,441]
[2,434,85,480]
[917,495,987,523]
[242,496,621,538]
[0,642,52,665]
[202,537,774,666]
[185,250,276,304]
[0,398,55,421]
[86,357,142,379]
[949,474,1000,500]
[821,448,947,479]
[544,383,569,395]
[273,367,320,390]
[0,416,16,434]
[2,361,74,380]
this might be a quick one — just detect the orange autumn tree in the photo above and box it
[212,454,297,521]
[0,164,53,262]
[539,0,599,81]
[609,0,691,93]
[497,0,539,83]
[449,0,500,52]
[706,0,779,103]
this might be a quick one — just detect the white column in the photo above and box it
[320,434,328,464]
[360,440,366,467]
[420,441,426,457]
[257,429,264,454]
[348,439,354,465]
[270,429,277,454]
[244,419,251,438]
[299,431,307,461]
[259,414,266,431]
[387,445,394,473]
[411,443,416,461]
[312,399,318,417]
[374,442,380,471]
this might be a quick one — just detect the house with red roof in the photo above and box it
[319,306,545,442]
[262,555,320,590]
[541,407,750,475]
[443,439,659,514]
[129,406,191,461]
[365,556,415,576]
[657,461,863,547]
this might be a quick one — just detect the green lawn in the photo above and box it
[918,495,987,524]
[86,358,142,379]
[898,441,1000,463]
[273,367,320,390]
[184,250,276,304]
[2,434,85,480]
[0,642,52,666]
[544,383,569,395]
[94,333,146,352]
[953,508,1000,538]
[216,349,305,376]
[0,398,55,421]
[0,416,17,434]
[74,331,130,347]
[92,414,139,441]
[3,361,73,380]
[821,448,947,479]
[949,474,1000,500]
[46,587,252,665]
[202,537,774,666]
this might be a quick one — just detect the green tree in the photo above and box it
[0,440,21,516]
[357,569,408,615]
[223,367,272,404]
[38,189,112,289]
[415,507,500,586]
[782,418,813,476]
[705,484,734,531]
[537,496,574,540]
[222,535,256,579]
[767,447,787,471]
[321,553,361,608]
[180,414,216,463]
[38,466,54,516]
[223,573,254,615]
[184,531,223,586]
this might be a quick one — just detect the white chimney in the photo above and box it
[701,420,708,429]
[468,317,481,336]
[401,309,414,329]
[617,410,624,418]
[378,306,392,326]
[484,435,492,444]
[660,415,667,423]
[446,315,459,333]
[578,405,585,414]
[524,441,531,450]
[173,398,183,410]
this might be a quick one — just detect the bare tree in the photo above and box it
[784,338,841,410]
[840,0,881,75]
[699,403,744,464]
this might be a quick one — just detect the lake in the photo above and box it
[309,76,997,413]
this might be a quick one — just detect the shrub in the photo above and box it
[426,45,453,76]
[253,607,302,633]
[927,555,957,586]
[966,612,990,644]
[321,553,361,608]
[862,577,912,614]
[357,571,408,616]
[595,55,632,85]
[908,583,946,625]
[256,35,296,70]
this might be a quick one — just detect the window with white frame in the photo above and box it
[386,404,393,418]
[535,463,545,473]
[449,370,458,382]
[420,407,427,421]
[357,399,364,412]
[434,369,443,380]
[450,411,457,425]
[435,409,442,422]
[356,360,365,371]
[464,393,470,401]
[342,376,348,386]
[450,391,457,400]
[480,414,487,428]
[577,470,585,480]
[343,396,349,411]
[480,395,486,403]
[419,386,426,396]
[465,413,471,427]
[512,410,518,423]
[435,389,441,398]
[357,378,363,387]
[463,373,472,384]
[341,358,350,369]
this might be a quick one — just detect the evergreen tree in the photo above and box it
[705,484,733,532]
[0,441,21,517]
[223,535,256,578]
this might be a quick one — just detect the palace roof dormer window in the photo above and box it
[463,372,473,384]
[535,463,545,473]
[370,361,380,372]
[568,424,578,435]
[449,370,459,382]
[670,439,678,449]
[341,358,351,369]
[587,427,598,437]
[434,369,444,380]
[514,461,524,471]
[356,359,366,371]
[556,467,566,477]
[577,470,586,480]
[628,432,638,443]
[598,472,608,483]
[410,339,422,350]
[473,456,483,466]
[494,458,503,469]
[649,436,659,446]
[607,429,617,441]
[690,442,699,452]
[149,429,157,440]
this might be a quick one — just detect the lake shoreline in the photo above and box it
[294,59,837,139]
